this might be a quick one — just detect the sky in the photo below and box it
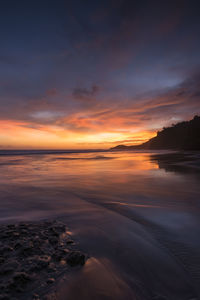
[0,0,200,149]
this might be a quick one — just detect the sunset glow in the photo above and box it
[1,2,200,299]
[0,1,200,149]
[0,119,155,149]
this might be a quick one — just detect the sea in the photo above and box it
[0,149,200,299]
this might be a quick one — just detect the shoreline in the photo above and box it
[0,151,200,299]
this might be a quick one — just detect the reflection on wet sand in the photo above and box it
[57,258,136,300]
[0,150,200,299]
[150,151,200,176]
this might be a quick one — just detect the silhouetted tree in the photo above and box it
[112,116,200,151]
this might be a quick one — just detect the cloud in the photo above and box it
[0,0,200,148]
[46,88,58,96]
[72,85,100,101]
[0,70,200,149]
[1,71,200,136]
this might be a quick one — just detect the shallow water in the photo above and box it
[1,150,200,299]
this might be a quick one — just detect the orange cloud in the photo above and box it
[1,71,200,150]
[0,118,155,149]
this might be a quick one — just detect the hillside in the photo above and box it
[112,116,200,151]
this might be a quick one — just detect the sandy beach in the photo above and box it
[0,151,200,299]
[1,0,200,297]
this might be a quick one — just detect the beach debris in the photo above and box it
[0,220,87,299]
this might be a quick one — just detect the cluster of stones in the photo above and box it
[0,220,86,299]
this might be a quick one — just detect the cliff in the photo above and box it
[111,116,200,151]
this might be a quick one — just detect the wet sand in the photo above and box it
[0,151,200,299]
[53,194,199,300]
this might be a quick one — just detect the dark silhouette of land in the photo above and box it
[112,115,200,151]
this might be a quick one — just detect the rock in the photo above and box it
[15,286,24,293]
[19,229,28,235]
[66,239,74,245]
[7,272,31,292]
[47,266,56,273]
[0,294,10,300]
[0,267,13,275]
[7,225,16,229]
[46,278,55,284]
[12,232,20,238]
[52,251,62,262]
[32,293,40,299]
[58,248,70,256]
[0,246,13,255]
[20,245,34,257]
[14,242,22,250]
[0,220,87,299]
[66,251,85,267]
[12,272,31,285]
[5,230,15,237]
[32,236,41,246]
[0,284,7,293]
[49,227,59,237]
[53,224,66,233]
[31,257,49,271]
[49,237,58,245]
[153,295,168,300]
[18,223,27,228]
[0,261,19,275]
[0,257,5,264]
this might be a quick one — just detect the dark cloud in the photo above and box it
[134,71,200,125]
[0,0,200,147]
[72,85,100,101]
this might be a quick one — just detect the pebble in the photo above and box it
[0,220,86,299]
[0,257,5,264]
[14,242,22,250]
[0,246,13,254]
[7,225,16,229]
[153,295,168,300]
[46,278,55,284]
[49,237,59,245]
[66,251,86,267]
[66,239,74,245]
[31,257,49,270]
[0,294,10,300]
[32,293,40,299]
[0,261,19,275]
[13,272,31,284]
